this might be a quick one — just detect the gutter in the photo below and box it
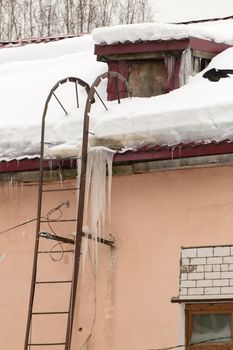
[1,140,233,173]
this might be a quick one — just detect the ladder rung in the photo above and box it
[32,311,69,315]
[28,343,65,346]
[40,219,76,223]
[38,250,74,254]
[35,280,72,284]
[42,187,79,192]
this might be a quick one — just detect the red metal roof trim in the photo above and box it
[1,141,233,173]
[0,158,75,174]
[95,37,231,57]
[114,141,233,163]
[0,34,85,49]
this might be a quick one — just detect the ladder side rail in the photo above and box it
[65,83,92,350]
[65,71,129,349]
[24,88,53,350]
[24,77,90,350]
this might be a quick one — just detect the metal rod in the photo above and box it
[94,89,108,111]
[114,76,120,104]
[38,250,74,254]
[42,187,79,192]
[39,230,114,247]
[24,87,52,350]
[40,219,77,223]
[28,343,66,346]
[52,92,68,115]
[65,86,91,350]
[39,232,75,244]
[35,280,72,284]
[32,311,69,315]
[83,232,114,247]
[75,81,79,108]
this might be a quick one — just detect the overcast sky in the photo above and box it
[152,0,233,22]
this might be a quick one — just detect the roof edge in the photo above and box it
[1,141,233,174]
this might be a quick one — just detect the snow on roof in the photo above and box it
[1,28,233,161]
[0,35,107,161]
[92,20,233,46]
[91,48,233,150]
[51,47,233,158]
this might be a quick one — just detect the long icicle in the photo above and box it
[79,146,115,275]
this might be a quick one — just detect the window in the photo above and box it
[185,304,233,350]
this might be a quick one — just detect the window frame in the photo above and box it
[185,303,233,350]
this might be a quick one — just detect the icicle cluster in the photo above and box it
[179,48,193,86]
[79,146,115,273]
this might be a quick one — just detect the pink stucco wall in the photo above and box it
[1,165,233,349]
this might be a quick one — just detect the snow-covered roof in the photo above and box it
[90,49,233,150]
[0,35,106,161]
[92,20,233,46]
[1,28,233,162]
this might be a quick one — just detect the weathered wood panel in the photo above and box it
[128,60,167,97]
[107,60,129,100]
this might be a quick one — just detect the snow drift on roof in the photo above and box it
[51,47,233,158]
[0,35,107,161]
[1,32,233,161]
[92,20,233,45]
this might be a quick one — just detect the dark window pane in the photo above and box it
[191,314,231,344]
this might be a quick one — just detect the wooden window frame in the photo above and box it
[185,303,233,350]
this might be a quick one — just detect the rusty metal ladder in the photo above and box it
[24,72,127,349]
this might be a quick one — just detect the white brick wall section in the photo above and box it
[223,257,233,264]
[221,272,233,279]
[197,280,212,287]
[207,257,222,264]
[197,265,204,272]
[180,245,233,299]
[181,280,196,288]
[182,258,190,265]
[180,288,187,295]
[213,279,229,287]
[181,273,187,280]
[188,272,204,280]
[214,247,230,256]
[205,272,221,279]
[188,288,204,295]
[213,264,220,272]
[205,287,221,295]
[221,287,233,294]
[182,248,197,258]
[197,247,213,257]
[190,258,206,265]
[221,264,229,271]
[205,265,212,272]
